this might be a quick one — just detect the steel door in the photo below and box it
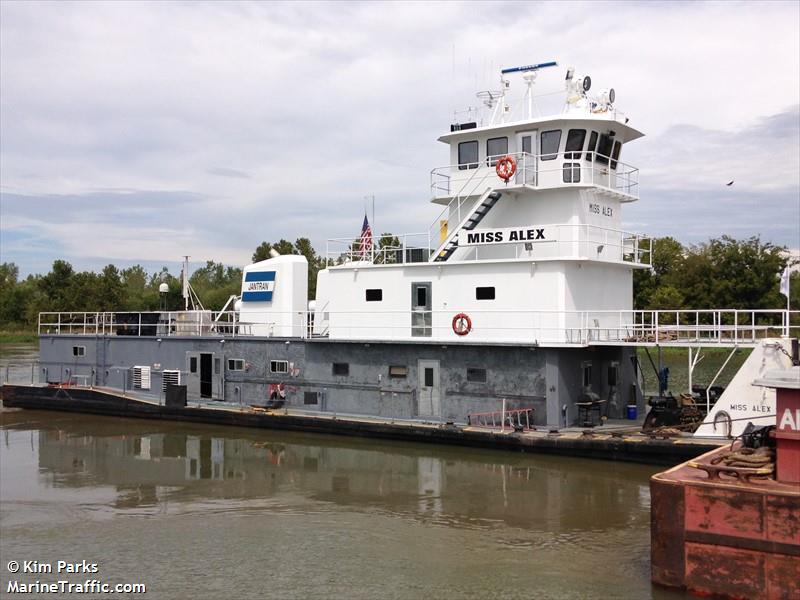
[515,130,538,185]
[417,359,440,417]
[411,282,432,337]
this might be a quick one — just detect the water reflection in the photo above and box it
[3,410,654,535]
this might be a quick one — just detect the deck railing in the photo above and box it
[430,150,639,200]
[326,223,651,267]
[38,309,799,346]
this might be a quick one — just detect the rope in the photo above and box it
[710,446,774,469]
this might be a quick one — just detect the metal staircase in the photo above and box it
[430,188,502,262]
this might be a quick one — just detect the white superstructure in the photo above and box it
[314,62,650,343]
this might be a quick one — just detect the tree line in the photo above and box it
[1,235,797,331]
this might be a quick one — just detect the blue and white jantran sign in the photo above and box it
[242,271,276,302]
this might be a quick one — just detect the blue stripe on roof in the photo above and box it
[242,291,273,302]
[245,271,276,282]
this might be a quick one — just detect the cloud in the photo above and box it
[1,1,798,276]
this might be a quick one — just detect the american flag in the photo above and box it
[358,214,373,258]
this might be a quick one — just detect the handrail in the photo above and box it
[37,309,798,346]
[430,150,639,199]
[328,222,652,267]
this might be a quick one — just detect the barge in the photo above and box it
[651,367,800,598]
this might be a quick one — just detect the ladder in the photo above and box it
[431,188,502,262]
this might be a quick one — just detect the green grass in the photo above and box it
[0,329,38,344]
[637,346,752,397]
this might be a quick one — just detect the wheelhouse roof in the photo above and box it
[438,113,645,145]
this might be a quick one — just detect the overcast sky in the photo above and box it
[1,1,798,276]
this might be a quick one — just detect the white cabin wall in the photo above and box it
[319,261,566,343]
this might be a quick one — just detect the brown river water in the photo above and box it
[1,346,689,599]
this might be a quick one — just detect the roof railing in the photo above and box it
[430,150,639,200]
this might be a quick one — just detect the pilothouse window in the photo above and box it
[586,131,598,161]
[565,129,586,160]
[486,137,508,166]
[458,141,478,170]
[540,130,562,161]
[611,140,622,170]
[595,133,615,165]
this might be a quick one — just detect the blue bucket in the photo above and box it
[626,405,638,420]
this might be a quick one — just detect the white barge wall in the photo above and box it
[239,255,307,337]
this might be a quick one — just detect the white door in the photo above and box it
[515,130,538,185]
[418,359,441,418]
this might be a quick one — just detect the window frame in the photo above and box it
[565,129,586,160]
[270,360,289,374]
[485,136,508,166]
[595,133,615,165]
[365,289,383,302]
[586,131,598,161]
[540,130,562,161]
[610,140,622,170]
[562,162,581,183]
[227,358,245,372]
[457,140,479,170]
[72,345,86,357]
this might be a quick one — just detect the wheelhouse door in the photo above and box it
[411,282,432,337]
[417,359,441,418]
[515,130,538,185]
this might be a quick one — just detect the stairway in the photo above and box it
[432,190,502,262]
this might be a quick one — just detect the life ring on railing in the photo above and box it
[452,313,472,336]
[496,155,517,182]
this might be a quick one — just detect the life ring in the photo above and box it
[496,155,517,182]
[452,313,472,336]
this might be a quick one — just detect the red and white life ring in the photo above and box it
[268,383,286,400]
[452,313,472,336]
[496,155,517,182]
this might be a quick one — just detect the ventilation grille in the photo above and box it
[162,369,181,391]
[132,366,151,390]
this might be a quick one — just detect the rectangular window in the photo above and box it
[416,286,427,308]
[227,359,245,371]
[610,140,622,170]
[582,362,593,388]
[466,368,487,383]
[389,365,408,379]
[486,137,508,166]
[365,289,383,302]
[190,357,197,373]
[586,131,598,161]
[304,391,318,405]
[565,129,586,160]
[595,133,614,165]
[72,346,86,357]
[476,286,495,300]
[270,360,288,374]
[540,130,562,161]
[563,162,581,183]
[214,358,220,375]
[332,362,349,376]
[424,367,434,387]
[457,140,478,170]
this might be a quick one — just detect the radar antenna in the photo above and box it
[500,61,558,119]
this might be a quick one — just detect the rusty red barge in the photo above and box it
[651,366,800,599]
